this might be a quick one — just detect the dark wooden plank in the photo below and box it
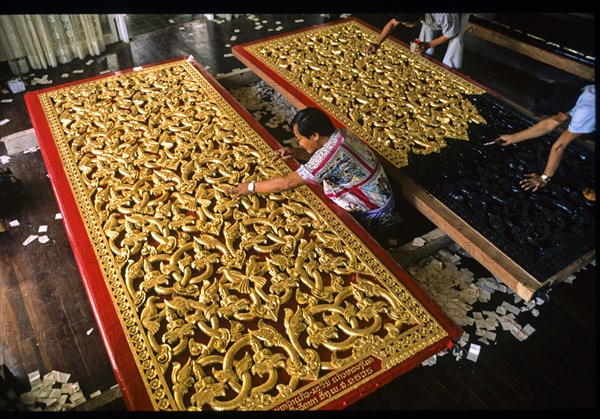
[467,22,595,80]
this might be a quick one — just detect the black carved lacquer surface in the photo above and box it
[402,93,596,281]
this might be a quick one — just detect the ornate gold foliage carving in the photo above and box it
[39,60,448,410]
[245,20,487,168]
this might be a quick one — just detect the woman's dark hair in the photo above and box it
[532,82,583,116]
[290,107,336,138]
[392,14,424,23]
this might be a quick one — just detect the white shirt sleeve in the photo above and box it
[568,85,596,134]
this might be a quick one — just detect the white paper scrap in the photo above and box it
[72,69,84,74]
[38,235,50,244]
[86,60,94,65]
[90,390,102,398]
[28,370,41,382]
[20,391,36,405]
[294,19,304,23]
[57,371,71,384]
[421,355,437,366]
[412,237,426,247]
[9,219,20,227]
[0,155,10,164]
[230,35,237,41]
[70,390,85,403]
[1,99,13,103]
[466,343,481,362]
[38,225,48,233]
[511,327,529,341]
[23,235,39,246]
[485,330,497,341]
[55,213,63,220]
[0,118,9,125]
[522,324,536,337]
[29,377,42,391]
[168,19,175,23]
[87,327,94,335]
[223,53,233,58]
[99,69,111,75]
[501,301,521,315]
[43,370,57,382]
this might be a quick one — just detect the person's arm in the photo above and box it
[417,35,449,53]
[520,130,580,192]
[495,117,563,145]
[224,171,306,198]
[366,19,400,54]
[415,14,456,53]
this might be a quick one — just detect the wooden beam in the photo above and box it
[389,228,454,267]
[73,386,121,411]
[466,22,595,81]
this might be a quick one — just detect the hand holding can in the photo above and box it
[410,38,421,53]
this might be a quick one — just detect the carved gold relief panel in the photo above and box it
[241,19,487,168]
[35,59,454,410]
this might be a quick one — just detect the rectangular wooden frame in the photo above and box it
[231,17,595,301]
[24,56,461,410]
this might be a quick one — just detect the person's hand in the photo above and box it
[519,173,549,192]
[223,182,252,199]
[494,134,516,146]
[411,41,427,55]
[366,42,380,55]
[273,147,297,161]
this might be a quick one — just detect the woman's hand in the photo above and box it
[411,41,428,54]
[494,134,517,146]
[273,147,299,161]
[519,173,549,192]
[223,182,252,199]
[366,42,380,55]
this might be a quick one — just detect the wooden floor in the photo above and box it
[0,13,596,411]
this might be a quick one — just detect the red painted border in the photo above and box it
[25,96,149,410]
[24,55,461,410]
[22,60,200,411]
